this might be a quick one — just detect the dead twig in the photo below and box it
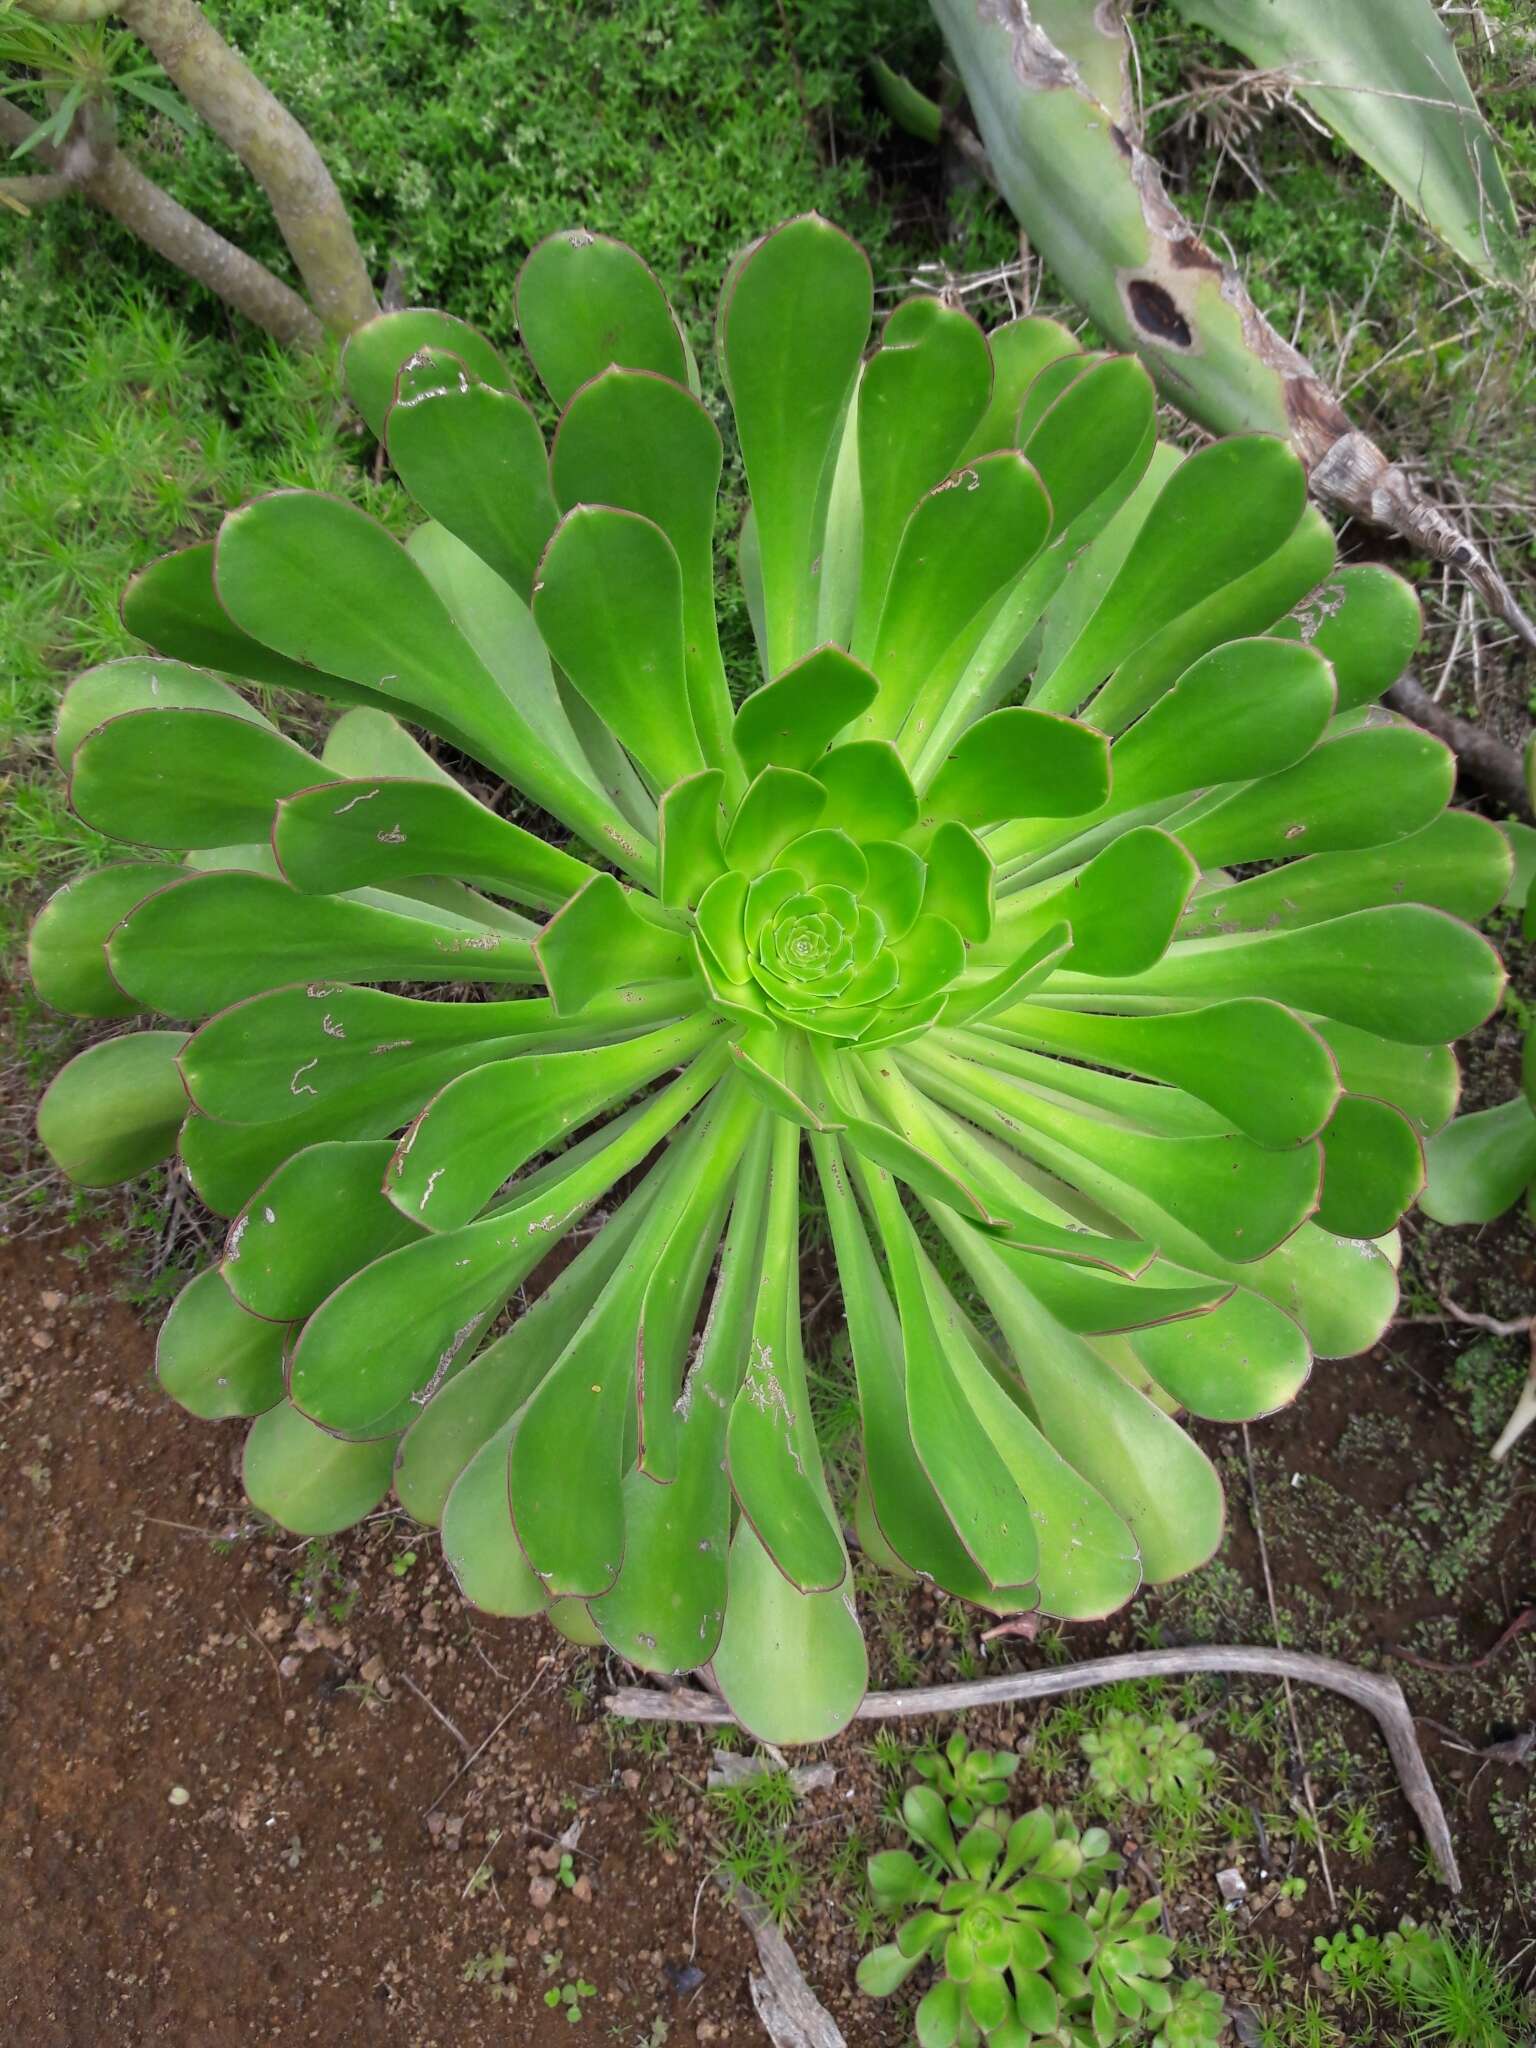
[721,1878,846,2048]
[607,1645,1462,1892]
[1242,1424,1336,1914]
[1387,1605,1536,1674]
[398,1671,472,1758]
[1384,675,1534,821]
[422,1656,552,1815]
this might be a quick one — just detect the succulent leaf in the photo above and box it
[35,219,1501,1726]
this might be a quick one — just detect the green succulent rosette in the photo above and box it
[32,218,1507,1741]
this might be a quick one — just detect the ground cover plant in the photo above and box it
[30,207,1509,1744]
[857,1735,1223,2044]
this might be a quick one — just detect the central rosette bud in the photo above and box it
[755,880,873,1006]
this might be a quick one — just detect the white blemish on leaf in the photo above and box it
[321,1013,346,1038]
[377,824,406,845]
[369,1038,413,1055]
[290,1058,319,1097]
[420,1166,445,1209]
[263,1206,276,1225]
[412,1314,482,1404]
[334,787,380,815]
[226,1214,248,1261]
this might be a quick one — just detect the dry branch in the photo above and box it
[0,97,321,344]
[609,1644,1462,1892]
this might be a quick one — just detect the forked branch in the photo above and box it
[608,1644,1462,1892]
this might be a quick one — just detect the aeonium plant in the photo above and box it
[32,218,1507,1742]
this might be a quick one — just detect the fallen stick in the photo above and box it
[1385,675,1532,823]
[724,1880,847,2048]
[608,1644,1461,1893]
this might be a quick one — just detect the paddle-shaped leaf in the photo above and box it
[33,216,1495,1730]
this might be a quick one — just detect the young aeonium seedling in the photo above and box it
[858,1740,1220,2046]
[32,217,1507,1744]
[914,1730,1022,1824]
[1080,1712,1216,1810]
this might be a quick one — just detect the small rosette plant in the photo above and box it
[1080,1712,1216,1809]
[857,1752,1218,2046]
[32,218,1507,1742]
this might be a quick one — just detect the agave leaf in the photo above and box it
[28,860,182,1019]
[393,1173,665,1526]
[68,707,320,850]
[382,349,557,604]
[1066,904,1502,1046]
[711,1515,867,1744]
[852,297,994,656]
[726,1114,848,1592]
[1425,1095,1536,1226]
[157,1265,288,1420]
[533,506,707,791]
[550,366,736,780]
[721,216,873,673]
[37,1029,189,1186]
[341,306,512,440]
[440,1417,549,1617]
[109,870,538,1019]
[385,1016,723,1234]
[222,1141,423,1323]
[243,1400,397,1536]
[515,228,688,408]
[1168,0,1521,281]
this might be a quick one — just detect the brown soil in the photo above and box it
[2,1211,1533,2047]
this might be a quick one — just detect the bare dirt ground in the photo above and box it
[2,1203,1533,2046]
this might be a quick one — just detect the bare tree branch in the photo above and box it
[113,0,377,335]
[608,1643,1462,1892]
[0,97,322,346]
